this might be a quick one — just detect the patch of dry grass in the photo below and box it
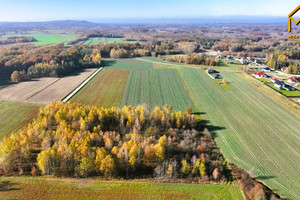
[0,177,244,200]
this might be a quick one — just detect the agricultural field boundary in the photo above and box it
[135,56,299,199]
[136,57,244,72]
[135,57,184,67]
[70,69,130,107]
[62,67,103,102]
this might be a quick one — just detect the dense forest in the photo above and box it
[0,43,101,79]
[0,36,37,45]
[0,102,228,180]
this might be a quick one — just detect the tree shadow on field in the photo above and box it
[0,78,16,88]
[202,120,225,139]
[256,175,276,181]
[101,60,117,68]
[0,180,20,192]
[205,120,225,138]
[192,112,206,115]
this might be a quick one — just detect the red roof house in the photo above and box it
[271,78,278,83]
[252,72,267,78]
[288,76,300,83]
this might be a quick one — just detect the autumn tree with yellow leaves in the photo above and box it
[0,102,227,180]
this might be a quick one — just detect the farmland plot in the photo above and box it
[179,68,300,199]
[121,68,156,108]
[0,68,97,104]
[154,69,195,111]
[121,68,195,111]
[0,32,77,45]
[106,58,153,70]
[77,37,137,46]
[0,101,41,138]
[71,69,129,107]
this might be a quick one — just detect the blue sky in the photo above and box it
[0,0,299,21]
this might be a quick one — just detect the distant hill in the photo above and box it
[94,16,286,25]
[0,20,99,30]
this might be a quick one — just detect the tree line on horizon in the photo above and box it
[1,41,208,82]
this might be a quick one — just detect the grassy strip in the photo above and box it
[79,37,137,45]
[0,177,244,200]
[213,79,232,90]
[62,67,104,102]
[258,78,269,83]
[266,83,300,97]
[177,69,202,120]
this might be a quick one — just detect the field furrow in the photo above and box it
[121,67,195,111]
[0,101,41,138]
[71,69,129,107]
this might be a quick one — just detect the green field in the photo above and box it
[78,37,137,45]
[81,37,102,45]
[115,57,300,199]
[0,32,77,45]
[0,177,244,200]
[121,68,195,111]
[0,101,41,138]
[178,69,300,199]
[71,59,195,111]
[258,78,269,83]
[106,58,195,111]
[71,69,129,107]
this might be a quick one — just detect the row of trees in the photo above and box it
[0,102,227,181]
[99,43,179,58]
[0,44,102,81]
[166,54,219,66]
[67,32,123,45]
[0,36,37,45]
[266,50,300,73]
[27,48,102,78]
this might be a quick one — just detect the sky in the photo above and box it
[0,0,299,22]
